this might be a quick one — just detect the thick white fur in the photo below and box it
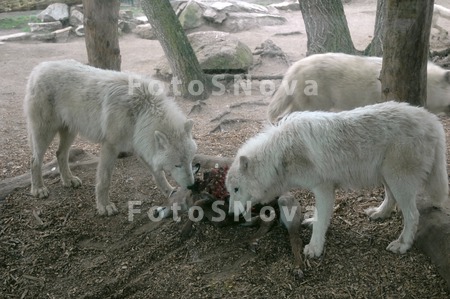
[433,4,450,37]
[267,53,450,122]
[227,101,448,258]
[24,59,197,216]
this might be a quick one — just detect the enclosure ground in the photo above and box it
[1,1,450,298]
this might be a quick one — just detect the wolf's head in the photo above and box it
[152,119,197,188]
[226,155,273,217]
[426,65,450,115]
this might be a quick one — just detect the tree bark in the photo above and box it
[299,0,357,56]
[364,0,385,56]
[141,0,211,100]
[0,0,81,13]
[379,0,434,106]
[82,0,121,71]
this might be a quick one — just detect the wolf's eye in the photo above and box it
[175,164,182,168]
[234,187,239,193]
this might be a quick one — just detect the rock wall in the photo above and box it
[0,0,81,13]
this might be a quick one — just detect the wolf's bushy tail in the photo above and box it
[267,85,294,123]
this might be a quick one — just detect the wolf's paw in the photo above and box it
[62,176,82,188]
[97,203,118,216]
[301,217,314,227]
[153,206,173,219]
[365,206,390,220]
[386,239,410,254]
[31,186,49,199]
[303,243,323,258]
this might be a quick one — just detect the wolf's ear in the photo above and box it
[185,119,194,134]
[155,131,169,150]
[239,156,250,172]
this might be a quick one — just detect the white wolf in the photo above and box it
[267,53,450,123]
[24,60,197,216]
[226,101,448,258]
[433,4,450,37]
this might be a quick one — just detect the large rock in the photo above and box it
[69,7,84,26]
[178,1,205,30]
[37,3,70,22]
[30,26,72,43]
[222,13,287,32]
[53,26,72,42]
[71,3,83,13]
[189,31,253,71]
[0,0,81,13]
[133,24,156,40]
[119,10,134,20]
[129,0,288,35]
[171,0,188,15]
[251,39,291,76]
[268,2,300,11]
[168,1,287,33]
[31,32,56,42]
[210,1,268,14]
[202,7,227,24]
[28,21,63,33]
[157,31,253,76]
[135,16,148,23]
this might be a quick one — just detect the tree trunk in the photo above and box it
[82,0,121,71]
[380,0,434,106]
[379,1,450,288]
[141,0,211,100]
[364,0,385,56]
[299,0,357,56]
[0,0,81,13]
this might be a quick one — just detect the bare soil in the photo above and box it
[1,1,450,298]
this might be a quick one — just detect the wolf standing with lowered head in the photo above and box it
[226,101,449,258]
[24,60,197,216]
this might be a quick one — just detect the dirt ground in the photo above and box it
[1,1,450,298]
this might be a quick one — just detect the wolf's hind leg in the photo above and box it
[96,142,119,216]
[57,127,82,188]
[30,126,58,198]
[384,178,419,254]
[365,184,396,220]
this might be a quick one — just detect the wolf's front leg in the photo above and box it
[152,170,175,197]
[96,143,119,216]
[304,184,335,258]
[30,156,49,198]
